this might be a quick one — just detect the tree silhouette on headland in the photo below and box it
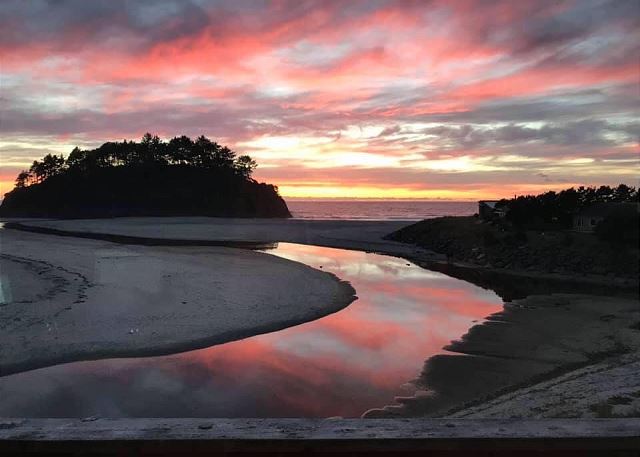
[15,133,257,184]
[501,184,638,229]
[2,134,289,218]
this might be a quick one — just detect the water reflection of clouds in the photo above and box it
[0,243,503,418]
[0,274,10,305]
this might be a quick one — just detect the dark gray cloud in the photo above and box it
[376,125,401,137]
[418,119,637,150]
[0,0,387,54]
[0,1,212,52]
[3,0,638,56]
[416,85,640,125]
[454,0,640,61]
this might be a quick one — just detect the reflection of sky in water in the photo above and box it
[0,243,503,418]
[0,275,8,305]
[0,222,10,304]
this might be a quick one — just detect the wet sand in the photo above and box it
[4,217,416,255]
[364,294,640,418]
[450,351,640,419]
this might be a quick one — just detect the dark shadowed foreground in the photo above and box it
[1,418,639,456]
[365,294,640,418]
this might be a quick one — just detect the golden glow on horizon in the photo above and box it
[414,156,506,173]
[0,177,601,202]
[278,185,471,199]
[276,183,576,200]
[305,152,399,168]
[0,180,12,196]
[2,135,635,202]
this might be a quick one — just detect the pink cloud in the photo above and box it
[1,0,638,198]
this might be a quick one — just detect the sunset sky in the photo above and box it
[1,0,638,199]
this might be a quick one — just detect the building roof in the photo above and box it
[479,200,500,209]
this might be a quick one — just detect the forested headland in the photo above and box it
[0,134,291,218]
[387,185,639,281]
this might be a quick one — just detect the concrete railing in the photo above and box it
[1,418,639,455]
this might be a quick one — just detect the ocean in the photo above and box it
[286,200,476,221]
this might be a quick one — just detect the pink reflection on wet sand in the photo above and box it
[160,243,503,416]
[0,243,503,418]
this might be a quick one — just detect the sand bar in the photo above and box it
[5,217,415,253]
[0,228,355,376]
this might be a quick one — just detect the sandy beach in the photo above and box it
[2,217,638,418]
[5,217,415,254]
[0,226,355,376]
[450,351,640,419]
[365,293,640,418]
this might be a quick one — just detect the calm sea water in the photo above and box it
[0,243,501,418]
[287,200,476,220]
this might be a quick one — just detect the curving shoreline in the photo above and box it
[0,227,355,377]
[5,217,636,300]
[364,293,640,418]
[2,217,638,418]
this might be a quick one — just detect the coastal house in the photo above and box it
[478,200,506,220]
[572,202,636,232]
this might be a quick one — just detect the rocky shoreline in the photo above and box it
[386,216,639,296]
